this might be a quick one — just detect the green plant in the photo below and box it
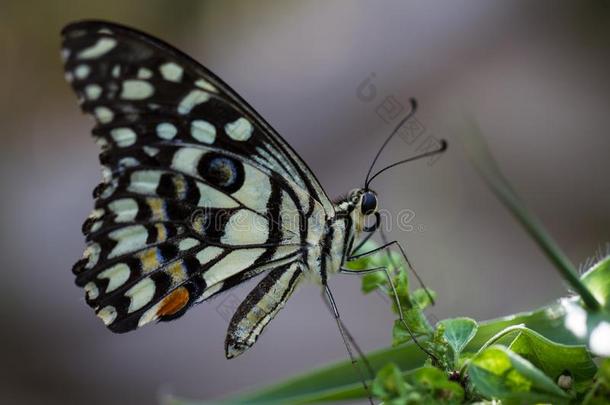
[169,126,609,404]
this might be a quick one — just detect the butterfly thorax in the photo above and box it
[305,188,376,284]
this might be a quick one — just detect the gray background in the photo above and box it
[1,1,609,404]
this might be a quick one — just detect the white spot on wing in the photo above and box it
[232,165,271,213]
[101,166,112,183]
[171,148,205,176]
[108,198,139,222]
[177,89,209,114]
[90,221,102,232]
[160,62,183,82]
[190,120,216,144]
[119,157,140,168]
[94,106,114,123]
[84,84,102,100]
[97,306,117,325]
[74,64,90,80]
[143,146,159,157]
[111,65,121,78]
[156,122,177,140]
[138,305,160,327]
[84,282,99,300]
[225,117,253,141]
[98,263,131,293]
[121,80,154,100]
[100,179,117,198]
[195,246,224,266]
[128,170,162,194]
[78,38,117,59]
[178,238,200,251]
[89,208,105,219]
[108,225,148,258]
[200,282,223,300]
[196,183,239,208]
[84,243,101,269]
[195,79,217,92]
[203,248,265,285]
[137,67,153,79]
[221,210,269,245]
[93,138,109,152]
[125,278,156,313]
[110,127,137,147]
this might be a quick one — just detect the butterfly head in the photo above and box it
[345,188,379,233]
[351,189,378,216]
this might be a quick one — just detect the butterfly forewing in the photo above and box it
[62,21,332,335]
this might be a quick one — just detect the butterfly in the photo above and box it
[61,20,446,363]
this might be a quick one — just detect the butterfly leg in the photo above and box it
[322,284,375,405]
[341,248,439,362]
[348,238,435,305]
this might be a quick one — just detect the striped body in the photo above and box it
[62,20,372,358]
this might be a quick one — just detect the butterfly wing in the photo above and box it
[62,20,331,333]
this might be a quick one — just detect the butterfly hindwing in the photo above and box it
[62,21,331,334]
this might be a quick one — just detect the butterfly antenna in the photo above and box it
[366,139,447,187]
[364,98,419,189]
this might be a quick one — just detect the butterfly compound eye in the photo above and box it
[360,192,377,216]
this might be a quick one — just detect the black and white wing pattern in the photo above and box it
[62,20,333,356]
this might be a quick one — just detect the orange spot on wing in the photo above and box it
[157,287,190,317]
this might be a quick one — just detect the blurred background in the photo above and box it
[1,1,609,404]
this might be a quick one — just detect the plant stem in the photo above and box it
[463,122,601,311]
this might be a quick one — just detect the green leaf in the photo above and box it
[185,284,594,404]
[581,358,610,405]
[508,327,597,391]
[468,345,570,403]
[440,317,478,364]
[371,363,410,400]
[408,367,464,404]
[361,271,386,294]
[394,270,410,302]
[371,365,464,404]
[392,311,433,347]
[411,288,437,310]
[581,255,610,310]
[431,325,452,372]
[393,318,420,347]
[215,302,577,404]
